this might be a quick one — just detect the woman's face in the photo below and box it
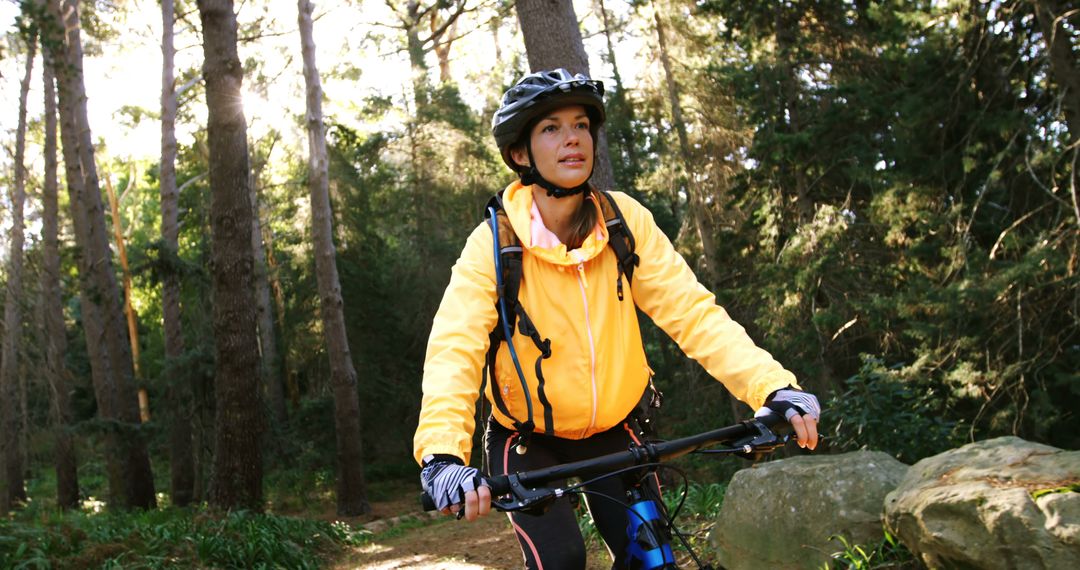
[511,105,594,189]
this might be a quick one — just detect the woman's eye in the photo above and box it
[576,122,589,130]
[542,124,557,133]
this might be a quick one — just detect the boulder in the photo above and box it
[709,450,908,570]
[884,436,1080,570]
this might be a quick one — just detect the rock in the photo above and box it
[884,436,1080,570]
[709,450,908,570]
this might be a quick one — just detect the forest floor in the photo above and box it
[322,491,610,569]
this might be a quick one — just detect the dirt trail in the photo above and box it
[330,497,609,569]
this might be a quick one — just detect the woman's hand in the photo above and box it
[754,388,821,450]
[451,485,492,521]
[420,456,493,521]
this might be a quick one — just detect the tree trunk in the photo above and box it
[430,12,457,84]
[597,0,638,172]
[197,0,264,511]
[160,0,195,507]
[653,10,719,286]
[406,1,431,112]
[775,3,812,222]
[299,0,371,516]
[41,58,81,511]
[1,30,36,511]
[652,8,742,422]
[251,164,286,425]
[104,174,150,422]
[46,15,117,509]
[1034,0,1080,141]
[1033,0,1080,226]
[515,0,615,191]
[490,17,502,64]
[261,226,297,409]
[44,0,157,510]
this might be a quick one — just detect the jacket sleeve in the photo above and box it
[616,193,798,410]
[413,222,499,465]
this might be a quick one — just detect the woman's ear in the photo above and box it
[510,145,530,168]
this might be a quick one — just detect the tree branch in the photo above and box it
[420,0,472,46]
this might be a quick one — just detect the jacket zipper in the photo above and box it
[573,254,598,435]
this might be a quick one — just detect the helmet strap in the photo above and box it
[519,139,593,198]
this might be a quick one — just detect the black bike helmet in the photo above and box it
[492,69,605,196]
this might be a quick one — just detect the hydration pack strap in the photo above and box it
[484,192,553,438]
[483,333,534,438]
[514,305,554,435]
[597,190,639,300]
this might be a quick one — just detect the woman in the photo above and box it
[414,69,820,569]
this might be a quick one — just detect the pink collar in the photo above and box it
[529,199,604,250]
[530,201,563,249]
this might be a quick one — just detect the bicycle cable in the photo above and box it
[577,488,682,568]
[554,462,714,569]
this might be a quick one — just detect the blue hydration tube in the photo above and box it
[488,207,535,426]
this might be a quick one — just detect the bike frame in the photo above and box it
[422,416,790,570]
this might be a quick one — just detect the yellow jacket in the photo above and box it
[413,182,798,464]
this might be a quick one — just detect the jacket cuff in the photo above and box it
[421,454,464,467]
[414,441,471,466]
[748,372,800,410]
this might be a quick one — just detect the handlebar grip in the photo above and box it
[753,411,784,428]
[486,474,510,496]
[420,491,436,511]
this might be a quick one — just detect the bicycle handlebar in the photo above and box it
[421,415,788,513]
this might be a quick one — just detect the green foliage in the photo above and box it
[825,529,917,570]
[827,357,962,464]
[681,0,1080,455]
[1031,483,1080,501]
[664,482,729,563]
[0,508,368,569]
[667,482,727,521]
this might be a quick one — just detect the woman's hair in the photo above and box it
[565,189,598,250]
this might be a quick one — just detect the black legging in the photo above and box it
[484,416,662,570]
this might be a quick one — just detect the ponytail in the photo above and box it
[564,188,599,250]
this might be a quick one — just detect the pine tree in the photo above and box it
[298,0,370,516]
[197,0,264,510]
[41,51,80,511]
[160,0,196,507]
[1,23,36,512]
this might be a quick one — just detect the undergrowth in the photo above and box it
[0,507,369,569]
[826,529,920,569]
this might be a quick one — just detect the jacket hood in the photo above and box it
[502,180,609,266]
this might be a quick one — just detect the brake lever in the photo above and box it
[732,419,788,460]
[490,473,562,515]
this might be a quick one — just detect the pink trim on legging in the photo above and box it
[504,434,544,570]
[623,422,663,493]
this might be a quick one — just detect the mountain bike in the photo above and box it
[422,414,794,570]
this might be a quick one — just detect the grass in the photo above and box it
[0,507,371,569]
[366,513,450,541]
[6,447,429,568]
[825,529,919,570]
